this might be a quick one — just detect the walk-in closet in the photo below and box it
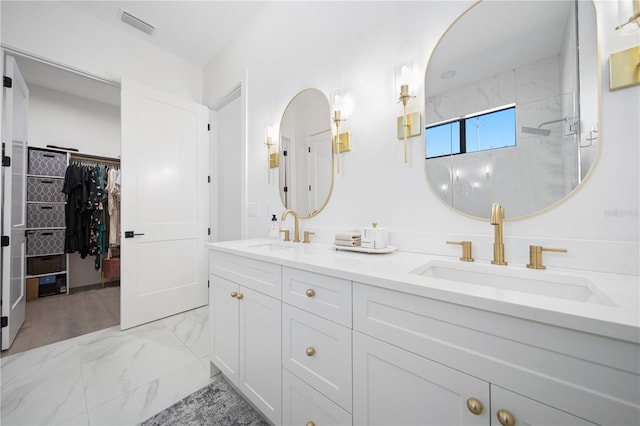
[1,54,122,356]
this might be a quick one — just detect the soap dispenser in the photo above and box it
[268,214,279,238]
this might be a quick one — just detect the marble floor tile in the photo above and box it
[1,307,212,426]
[88,356,217,425]
[81,323,201,409]
[1,343,86,425]
[162,306,209,359]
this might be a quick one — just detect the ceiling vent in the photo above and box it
[120,10,156,35]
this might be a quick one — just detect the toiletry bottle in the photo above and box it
[269,214,279,238]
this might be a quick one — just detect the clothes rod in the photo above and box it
[70,153,121,165]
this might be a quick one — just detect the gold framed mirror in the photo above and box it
[424,0,600,219]
[278,88,333,218]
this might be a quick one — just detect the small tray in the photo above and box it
[334,245,396,254]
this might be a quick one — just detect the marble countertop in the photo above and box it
[207,239,640,344]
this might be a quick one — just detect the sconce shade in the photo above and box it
[330,89,352,119]
[395,60,420,97]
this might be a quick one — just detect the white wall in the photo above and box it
[28,84,120,289]
[1,1,202,102]
[203,1,639,275]
[28,85,120,156]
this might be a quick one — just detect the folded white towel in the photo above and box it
[335,232,361,240]
[335,239,361,247]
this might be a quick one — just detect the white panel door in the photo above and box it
[120,79,209,329]
[306,129,331,215]
[1,55,28,350]
[212,93,242,242]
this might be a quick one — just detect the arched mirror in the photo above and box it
[424,0,599,219]
[279,88,333,218]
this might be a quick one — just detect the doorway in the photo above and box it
[211,83,245,242]
[1,53,122,356]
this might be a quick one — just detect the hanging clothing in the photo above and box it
[63,161,120,261]
[106,167,121,249]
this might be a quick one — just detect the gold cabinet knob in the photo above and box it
[230,291,238,298]
[497,409,515,426]
[236,292,244,300]
[306,289,316,298]
[306,422,315,426]
[466,397,483,415]
[305,347,316,356]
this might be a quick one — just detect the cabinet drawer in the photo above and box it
[27,203,65,228]
[27,177,66,203]
[28,149,67,177]
[282,304,352,411]
[283,369,352,426]
[26,230,65,256]
[283,267,351,326]
[209,251,281,298]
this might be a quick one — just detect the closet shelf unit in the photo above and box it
[25,147,69,299]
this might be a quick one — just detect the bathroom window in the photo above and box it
[425,105,516,159]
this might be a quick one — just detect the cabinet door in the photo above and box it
[210,275,239,383]
[239,286,282,425]
[491,386,597,426]
[353,331,489,426]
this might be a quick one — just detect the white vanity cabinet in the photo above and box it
[281,267,353,425]
[207,242,639,426]
[353,282,636,426]
[209,251,282,425]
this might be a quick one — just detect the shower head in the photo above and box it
[521,126,551,136]
[521,117,568,137]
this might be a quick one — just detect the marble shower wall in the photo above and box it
[425,55,579,218]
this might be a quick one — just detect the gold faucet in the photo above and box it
[281,209,301,242]
[490,203,507,265]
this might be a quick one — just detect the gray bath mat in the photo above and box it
[139,376,269,426]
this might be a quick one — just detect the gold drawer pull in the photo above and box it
[306,289,316,298]
[466,397,483,415]
[306,422,315,426]
[230,291,237,298]
[305,347,316,357]
[235,292,244,300]
[497,409,515,426]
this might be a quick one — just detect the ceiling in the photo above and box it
[12,1,267,107]
[63,1,266,67]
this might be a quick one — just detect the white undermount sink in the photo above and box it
[247,242,295,251]
[410,260,614,306]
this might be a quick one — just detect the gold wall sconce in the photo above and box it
[395,60,422,164]
[330,89,352,174]
[265,123,278,183]
[615,0,640,32]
